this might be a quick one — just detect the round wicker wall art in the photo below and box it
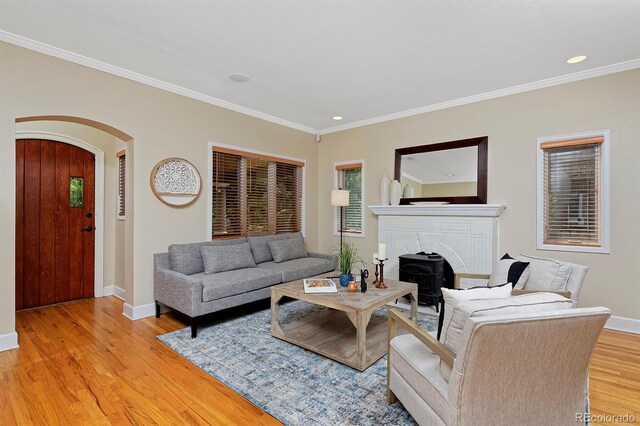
[150,158,201,207]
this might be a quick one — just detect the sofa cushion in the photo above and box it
[247,232,301,264]
[201,243,256,274]
[515,254,573,291]
[268,235,308,263]
[168,238,247,275]
[487,253,530,288]
[197,268,282,302]
[439,293,573,382]
[257,257,334,282]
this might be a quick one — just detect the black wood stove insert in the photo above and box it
[398,252,454,311]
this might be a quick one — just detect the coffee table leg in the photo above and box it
[409,290,418,322]
[271,291,284,337]
[356,310,367,369]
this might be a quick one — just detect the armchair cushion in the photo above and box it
[515,254,573,291]
[487,253,530,287]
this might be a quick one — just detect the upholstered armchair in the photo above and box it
[387,306,610,426]
[454,255,588,307]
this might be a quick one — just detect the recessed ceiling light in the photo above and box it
[406,156,416,160]
[566,55,587,64]
[446,173,455,177]
[229,74,250,83]
[332,116,343,121]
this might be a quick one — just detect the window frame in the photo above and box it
[333,159,365,238]
[116,149,126,220]
[207,142,306,241]
[536,130,610,254]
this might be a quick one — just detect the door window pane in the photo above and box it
[70,177,83,207]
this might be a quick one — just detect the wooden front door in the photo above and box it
[16,139,96,310]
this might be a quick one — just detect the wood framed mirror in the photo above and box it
[394,136,487,204]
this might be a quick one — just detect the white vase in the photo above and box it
[379,174,390,205]
[390,180,402,205]
[403,184,414,198]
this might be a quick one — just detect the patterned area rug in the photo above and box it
[158,301,439,426]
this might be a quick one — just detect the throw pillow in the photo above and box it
[268,235,308,263]
[200,243,257,274]
[438,283,512,340]
[515,254,573,291]
[487,253,531,288]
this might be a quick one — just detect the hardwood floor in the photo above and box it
[1,296,638,425]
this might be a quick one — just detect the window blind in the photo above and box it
[336,164,362,234]
[212,148,303,238]
[542,137,602,247]
[117,151,126,217]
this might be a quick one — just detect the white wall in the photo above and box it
[318,69,640,320]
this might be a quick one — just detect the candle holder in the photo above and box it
[373,264,379,285]
[375,258,388,289]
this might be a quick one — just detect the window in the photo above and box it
[117,150,126,219]
[211,146,304,239]
[69,177,83,207]
[334,161,364,237]
[537,131,609,253]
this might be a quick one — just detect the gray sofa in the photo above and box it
[154,232,335,337]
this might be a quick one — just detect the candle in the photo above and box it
[373,253,379,265]
[378,243,386,260]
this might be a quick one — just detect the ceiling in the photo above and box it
[1,1,639,134]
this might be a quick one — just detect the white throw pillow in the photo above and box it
[516,254,573,291]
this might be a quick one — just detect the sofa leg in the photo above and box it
[155,300,161,318]
[191,317,198,338]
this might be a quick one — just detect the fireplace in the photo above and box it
[398,252,454,311]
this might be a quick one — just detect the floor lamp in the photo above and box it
[331,189,350,257]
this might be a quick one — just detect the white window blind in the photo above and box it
[541,136,603,247]
[212,147,303,239]
[336,163,363,234]
[117,150,126,218]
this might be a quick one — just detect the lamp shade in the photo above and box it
[331,189,350,206]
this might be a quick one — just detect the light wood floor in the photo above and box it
[1,296,638,425]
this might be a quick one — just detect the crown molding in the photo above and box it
[320,59,640,135]
[0,30,318,135]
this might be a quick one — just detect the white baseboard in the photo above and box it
[103,284,126,301]
[123,302,156,320]
[605,315,640,335]
[0,331,19,352]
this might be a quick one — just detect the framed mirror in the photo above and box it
[150,158,202,207]
[394,136,487,204]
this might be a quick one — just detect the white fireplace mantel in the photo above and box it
[368,204,506,217]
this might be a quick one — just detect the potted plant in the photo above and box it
[331,238,363,287]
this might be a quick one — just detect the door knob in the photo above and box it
[84,226,94,232]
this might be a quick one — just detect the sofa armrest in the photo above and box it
[308,252,338,271]
[512,289,572,299]
[454,273,490,289]
[154,267,203,317]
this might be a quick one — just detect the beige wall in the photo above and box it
[421,181,476,197]
[318,69,640,319]
[0,42,318,336]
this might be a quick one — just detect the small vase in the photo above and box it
[347,280,358,293]
[403,184,414,198]
[390,180,402,205]
[379,175,390,205]
[339,273,353,287]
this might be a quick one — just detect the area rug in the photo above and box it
[158,301,439,425]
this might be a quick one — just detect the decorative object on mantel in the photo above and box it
[389,180,402,205]
[402,184,414,198]
[150,158,201,207]
[379,174,390,205]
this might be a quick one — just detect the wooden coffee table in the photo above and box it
[270,276,417,371]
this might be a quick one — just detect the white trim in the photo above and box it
[368,204,506,217]
[103,285,125,301]
[319,60,640,135]
[0,332,19,352]
[3,30,639,136]
[206,141,307,241]
[0,30,317,135]
[15,131,106,297]
[333,160,366,238]
[605,316,640,335]
[122,302,156,320]
[401,172,425,185]
[536,129,610,254]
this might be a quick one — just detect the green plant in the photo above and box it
[330,238,364,276]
